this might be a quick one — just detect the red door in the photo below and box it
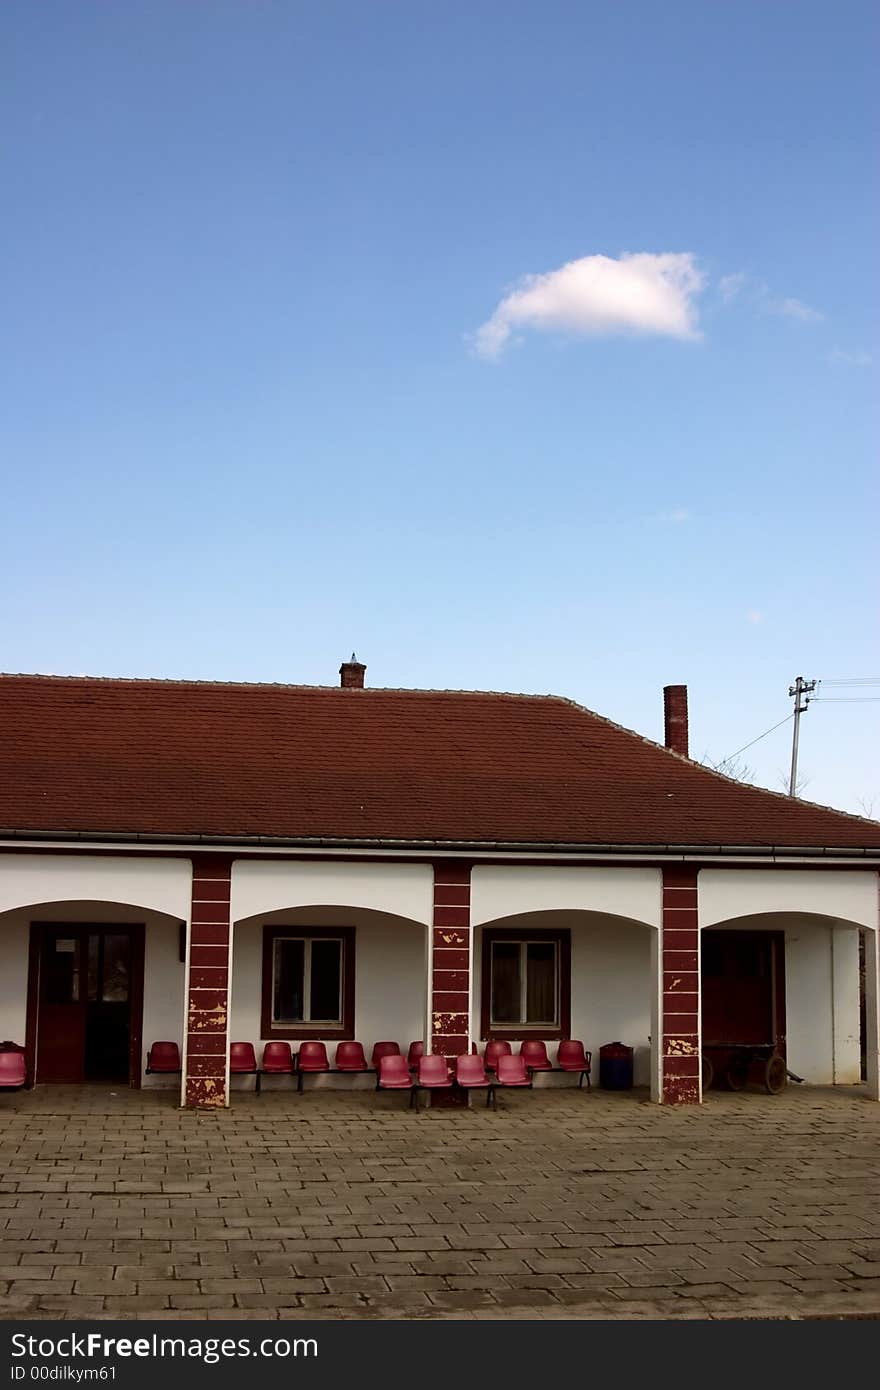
[36,929,87,1081]
[33,925,145,1085]
[701,931,785,1053]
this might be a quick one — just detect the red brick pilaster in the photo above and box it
[184,854,232,1108]
[431,863,471,1059]
[662,865,700,1104]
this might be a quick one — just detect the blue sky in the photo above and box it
[2,2,877,816]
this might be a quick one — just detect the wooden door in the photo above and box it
[701,931,785,1051]
[31,924,145,1086]
[36,928,86,1082]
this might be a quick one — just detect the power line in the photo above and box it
[814,697,880,704]
[719,712,794,766]
[818,677,880,687]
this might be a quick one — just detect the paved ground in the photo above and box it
[1,1083,879,1320]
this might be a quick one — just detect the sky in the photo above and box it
[2,2,878,818]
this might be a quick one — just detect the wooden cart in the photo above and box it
[701,1042,787,1095]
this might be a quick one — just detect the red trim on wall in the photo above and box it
[661,865,700,1104]
[431,864,471,1062]
[184,854,232,1108]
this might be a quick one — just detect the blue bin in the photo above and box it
[599,1042,633,1090]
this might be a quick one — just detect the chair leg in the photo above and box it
[409,1087,417,1109]
[297,1070,304,1094]
[255,1071,261,1095]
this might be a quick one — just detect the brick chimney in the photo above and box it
[663,685,689,757]
[339,653,366,689]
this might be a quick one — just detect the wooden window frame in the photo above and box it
[260,926,355,1040]
[480,927,571,1041]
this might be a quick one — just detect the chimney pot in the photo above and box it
[663,684,689,757]
[339,654,366,689]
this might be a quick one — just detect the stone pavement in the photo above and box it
[1,1083,879,1320]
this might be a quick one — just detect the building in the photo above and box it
[1,662,878,1108]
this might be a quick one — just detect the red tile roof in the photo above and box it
[1,673,878,851]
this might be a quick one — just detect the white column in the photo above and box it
[649,927,662,1103]
[831,926,861,1084]
[865,926,880,1102]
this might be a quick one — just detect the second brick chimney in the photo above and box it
[663,684,689,757]
[339,654,366,689]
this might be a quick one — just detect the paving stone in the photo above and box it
[1,1083,878,1320]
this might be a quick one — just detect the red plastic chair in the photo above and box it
[297,1041,330,1092]
[371,1041,401,1067]
[414,1054,451,1099]
[261,1042,294,1082]
[377,1053,415,1105]
[455,1053,494,1107]
[146,1041,181,1075]
[230,1041,260,1093]
[335,1041,368,1072]
[519,1039,552,1071]
[407,1040,425,1069]
[557,1040,592,1088]
[0,1051,27,1089]
[494,1054,533,1089]
[484,1040,512,1073]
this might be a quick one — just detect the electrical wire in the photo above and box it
[718,712,794,765]
[813,697,880,704]
[817,677,880,687]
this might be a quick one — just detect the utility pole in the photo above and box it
[788,676,816,797]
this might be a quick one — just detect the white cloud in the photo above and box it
[771,296,823,323]
[472,252,706,359]
[718,272,747,303]
[657,507,691,524]
[829,347,872,367]
[746,610,763,625]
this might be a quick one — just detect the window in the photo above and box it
[260,926,355,1039]
[480,928,570,1040]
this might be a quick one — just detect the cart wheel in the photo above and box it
[725,1053,750,1091]
[764,1053,787,1095]
[701,1055,713,1091]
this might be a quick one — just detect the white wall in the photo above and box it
[699,869,877,931]
[471,865,661,928]
[0,855,191,921]
[786,919,861,1085]
[0,901,186,1087]
[231,860,433,926]
[229,907,427,1089]
[472,912,654,1087]
[0,912,30,1046]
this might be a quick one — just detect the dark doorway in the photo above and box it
[29,924,145,1085]
[701,930,786,1053]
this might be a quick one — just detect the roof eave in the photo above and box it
[0,827,878,859]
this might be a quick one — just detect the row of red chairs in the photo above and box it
[145,1038,593,1096]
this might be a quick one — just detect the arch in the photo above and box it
[702,909,872,934]
[472,906,657,1088]
[0,854,192,922]
[701,909,870,1090]
[229,899,429,1067]
[699,868,877,932]
[0,895,187,1090]
[230,859,433,925]
[471,864,661,928]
